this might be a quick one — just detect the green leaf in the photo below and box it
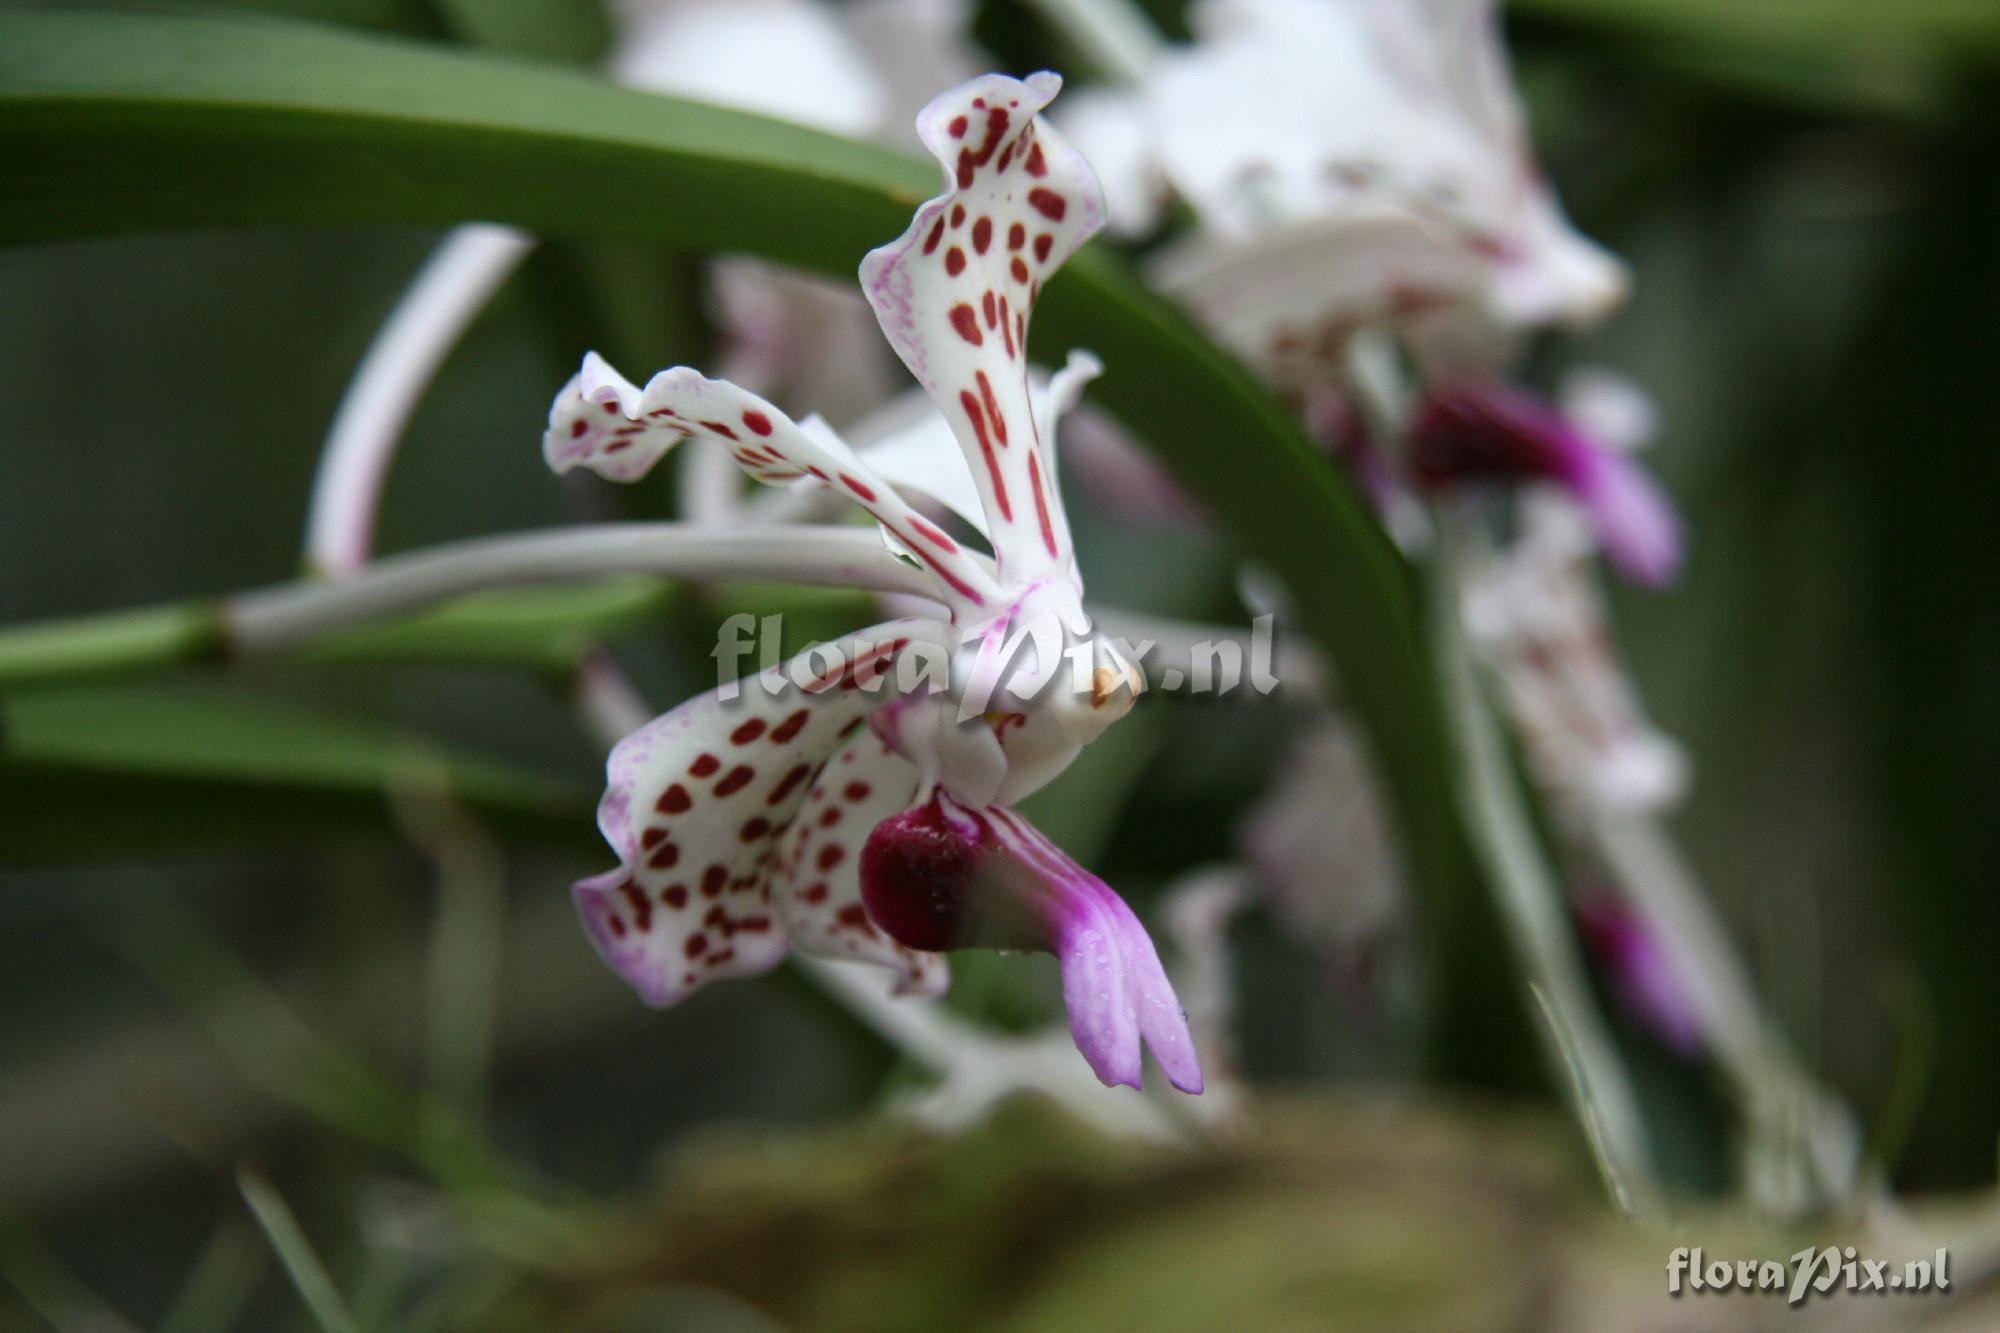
[1517,0,2000,119]
[0,687,589,864]
[299,576,675,671]
[428,0,611,65]
[0,578,676,687]
[0,8,1530,1077]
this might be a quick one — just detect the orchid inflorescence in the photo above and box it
[281,0,1848,1197]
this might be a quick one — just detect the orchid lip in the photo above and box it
[861,793,1203,1094]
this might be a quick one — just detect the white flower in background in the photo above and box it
[1062,0,1626,392]
[1459,489,1688,816]
[1240,719,1407,970]
[548,73,1202,1094]
[615,0,990,433]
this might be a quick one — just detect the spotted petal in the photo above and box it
[860,72,1105,589]
[848,349,1104,543]
[771,725,945,995]
[576,617,951,1006]
[544,353,1002,613]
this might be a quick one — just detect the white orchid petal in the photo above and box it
[771,727,947,995]
[577,618,951,1006]
[861,72,1105,587]
[543,353,1005,614]
[610,0,884,136]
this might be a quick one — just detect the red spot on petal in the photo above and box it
[976,370,1008,445]
[715,765,755,797]
[802,882,829,903]
[731,719,767,745]
[569,419,588,438]
[770,709,810,744]
[1000,296,1016,359]
[767,762,812,804]
[740,816,771,841]
[1026,142,1048,177]
[950,203,966,228]
[972,217,992,254]
[1029,451,1059,559]
[818,844,846,871]
[982,290,997,329]
[844,781,872,801]
[840,473,878,502]
[641,827,669,849]
[649,842,680,870]
[948,115,967,138]
[663,884,688,909]
[909,515,958,552]
[923,218,945,254]
[953,107,1011,188]
[960,390,1012,520]
[690,753,722,778]
[621,880,653,932]
[657,784,692,815]
[1010,257,1029,285]
[608,915,627,938]
[684,934,708,958]
[1033,233,1054,263]
[945,247,966,277]
[741,409,772,436]
[1028,188,1067,221]
[702,865,728,897]
[949,304,983,346]
[701,420,738,441]
[1008,222,1025,250]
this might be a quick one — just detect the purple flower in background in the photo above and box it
[1574,892,1704,1058]
[1409,379,1683,586]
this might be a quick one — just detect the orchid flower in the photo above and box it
[543,73,1201,1094]
[1062,0,1626,392]
[1044,0,1684,588]
[1405,377,1682,586]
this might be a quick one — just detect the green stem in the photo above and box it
[0,525,930,690]
[0,603,228,690]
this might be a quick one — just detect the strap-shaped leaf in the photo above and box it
[0,687,591,863]
[0,9,1528,1075]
